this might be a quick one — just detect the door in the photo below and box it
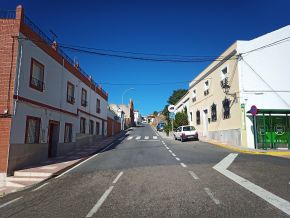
[96,122,100,135]
[203,109,208,136]
[48,120,60,158]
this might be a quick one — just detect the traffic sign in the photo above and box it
[168,105,175,112]
[169,112,175,120]
[250,105,258,116]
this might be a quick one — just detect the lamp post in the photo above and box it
[122,88,135,105]
[120,88,135,130]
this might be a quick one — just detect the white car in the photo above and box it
[173,125,198,142]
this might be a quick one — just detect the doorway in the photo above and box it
[48,120,60,158]
[203,109,208,136]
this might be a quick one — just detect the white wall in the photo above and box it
[237,25,290,148]
[11,34,108,144]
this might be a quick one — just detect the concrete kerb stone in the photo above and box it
[0,131,126,198]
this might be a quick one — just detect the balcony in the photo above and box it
[67,95,75,104]
[30,77,44,91]
[81,100,88,107]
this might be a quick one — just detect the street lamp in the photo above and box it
[122,87,135,105]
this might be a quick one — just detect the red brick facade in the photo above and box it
[0,6,22,173]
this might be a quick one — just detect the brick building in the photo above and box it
[0,5,120,183]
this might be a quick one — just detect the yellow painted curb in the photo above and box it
[207,140,290,157]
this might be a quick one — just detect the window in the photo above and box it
[96,122,100,135]
[30,58,44,92]
[64,123,72,143]
[221,66,228,80]
[25,116,41,144]
[81,88,87,107]
[96,99,101,113]
[204,80,209,96]
[222,98,231,119]
[211,103,217,122]
[196,110,200,125]
[183,126,195,131]
[192,89,196,102]
[190,112,193,122]
[67,82,75,104]
[89,120,94,135]
[80,117,86,134]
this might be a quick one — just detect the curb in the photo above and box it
[204,140,290,158]
[0,131,126,198]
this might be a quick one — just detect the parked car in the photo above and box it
[173,125,198,142]
[156,122,165,132]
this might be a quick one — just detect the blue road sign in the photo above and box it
[169,112,175,120]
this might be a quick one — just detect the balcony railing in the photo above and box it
[0,10,16,19]
[22,15,107,97]
[31,77,44,90]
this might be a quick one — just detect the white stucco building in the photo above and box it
[0,6,120,183]
[186,25,290,149]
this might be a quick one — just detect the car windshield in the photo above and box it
[183,126,195,131]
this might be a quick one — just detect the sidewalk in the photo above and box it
[155,128,290,159]
[0,131,126,197]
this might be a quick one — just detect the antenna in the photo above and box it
[49,30,58,41]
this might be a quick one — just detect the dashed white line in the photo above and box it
[136,136,141,140]
[180,163,187,168]
[204,187,220,205]
[112,171,123,184]
[0,196,23,209]
[166,147,169,150]
[127,136,133,141]
[171,153,176,157]
[144,136,149,140]
[32,182,49,192]
[168,150,173,153]
[86,186,114,217]
[153,136,158,139]
[175,157,180,161]
[188,171,199,180]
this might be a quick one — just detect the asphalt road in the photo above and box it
[0,124,290,217]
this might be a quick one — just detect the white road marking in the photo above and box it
[86,186,114,217]
[153,136,158,139]
[136,136,141,140]
[204,187,220,205]
[171,153,176,157]
[32,182,49,192]
[162,141,165,144]
[168,150,173,153]
[112,171,123,184]
[0,197,23,209]
[138,140,160,142]
[188,171,199,180]
[127,136,133,141]
[166,147,169,150]
[56,140,116,179]
[175,157,180,161]
[180,163,187,168]
[144,136,149,140]
[213,153,290,216]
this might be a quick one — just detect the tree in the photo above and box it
[174,112,188,128]
[153,111,158,116]
[167,89,187,105]
[162,104,169,122]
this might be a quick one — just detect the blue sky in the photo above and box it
[1,0,290,115]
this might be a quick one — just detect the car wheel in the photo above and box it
[181,137,184,142]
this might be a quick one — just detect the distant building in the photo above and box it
[110,99,135,129]
[134,110,142,125]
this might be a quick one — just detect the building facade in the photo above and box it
[187,25,290,149]
[0,6,120,183]
[134,110,142,125]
